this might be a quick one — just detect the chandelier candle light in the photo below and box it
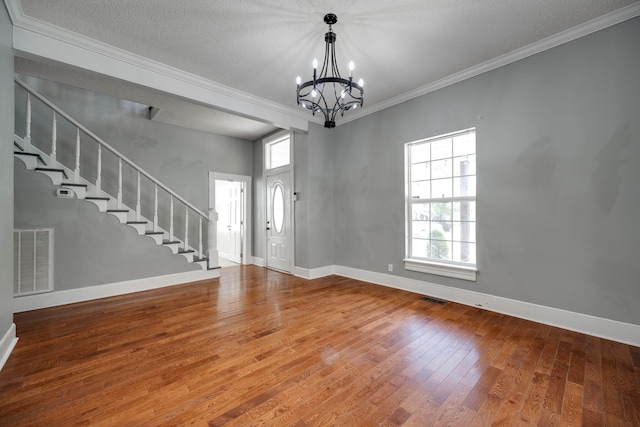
[296,13,364,128]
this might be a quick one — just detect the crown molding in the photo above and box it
[5,0,310,132]
[340,2,640,126]
[6,0,640,131]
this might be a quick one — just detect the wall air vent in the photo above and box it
[14,229,54,296]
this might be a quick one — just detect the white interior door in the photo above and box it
[215,180,243,264]
[266,171,291,272]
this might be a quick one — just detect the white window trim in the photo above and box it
[404,127,477,281]
[403,258,477,281]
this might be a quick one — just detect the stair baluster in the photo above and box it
[208,208,218,269]
[74,128,81,183]
[184,206,189,250]
[24,93,31,151]
[96,145,102,194]
[198,217,203,258]
[136,171,141,222]
[153,184,158,233]
[117,158,123,209]
[50,112,57,164]
[169,196,174,242]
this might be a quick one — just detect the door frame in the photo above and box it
[209,171,252,265]
[263,130,295,273]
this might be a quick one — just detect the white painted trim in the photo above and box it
[0,324,18,373]
[403,259,477,282]
[8,2,309,132]
[331,265,640,347]
[13,269,220,313]
[293,265,336,280]
[338,2,640,126]
[253,256,265,267]
[263,131,295,274]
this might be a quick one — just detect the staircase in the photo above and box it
[13,78,219,273]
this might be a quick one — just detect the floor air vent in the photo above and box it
[421,296,448,305]
[14,229,54,296]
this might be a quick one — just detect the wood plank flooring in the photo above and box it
[1,265,639,426]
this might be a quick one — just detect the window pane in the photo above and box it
[452,222,476,243]
[411,181,430,199]
[431,178,453,198]
[411,238,429,258]
[410,143,430,163]
[431,159,451,179]
[429,236,451,261]
[273,184,284,233]
[431,220,452,243]
[412,221,430,239]
[268,138,290,169]
[431,137,452,160]
[453,155,476,176]
[452,242,476,264]
[430,202,452,222]
[453,132,475,156]
[453,176,476,197]
[453,201,475,222]
[412,203,430,220]
[411,162,430,181]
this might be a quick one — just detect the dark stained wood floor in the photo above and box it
[1,265,639,426]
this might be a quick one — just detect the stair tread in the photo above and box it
[127,221,148,224]
[14,151,46,165]
[163,240,181,245]
[86,197,110,201]
[145,231,164,235]
[61,182,88,188]
[194,257,208,262]
[35,167,69,178]
[178,249,195,254]
[107,209,129,213]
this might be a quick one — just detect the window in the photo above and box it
[404,128,477,281]
[265,134,290,170]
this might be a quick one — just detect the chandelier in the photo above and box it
[296,14,364,128]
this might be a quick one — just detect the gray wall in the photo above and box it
[0,2,14,348]
[14,162,197,290]
[332,17,640,325]
[252,137,265,260]
[304,124,335,269]
[14,78,254,289]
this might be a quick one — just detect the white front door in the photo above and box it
[215,180,243,264]
[266,171,291,272]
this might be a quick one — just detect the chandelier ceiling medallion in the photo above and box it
[296,13,365,128]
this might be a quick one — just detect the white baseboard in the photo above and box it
[293,265,337,280]
[13,269,220,313]
[333,265,640,347]
[0,323,18,373]
[252,257,265,267]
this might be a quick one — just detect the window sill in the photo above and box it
[403,259,477,281]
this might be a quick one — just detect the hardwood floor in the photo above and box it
[1,265,639,426]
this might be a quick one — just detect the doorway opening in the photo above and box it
[210,172,252,268]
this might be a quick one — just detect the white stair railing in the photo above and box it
[14,78,218,269]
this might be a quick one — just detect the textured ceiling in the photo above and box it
[12,0,640,139]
